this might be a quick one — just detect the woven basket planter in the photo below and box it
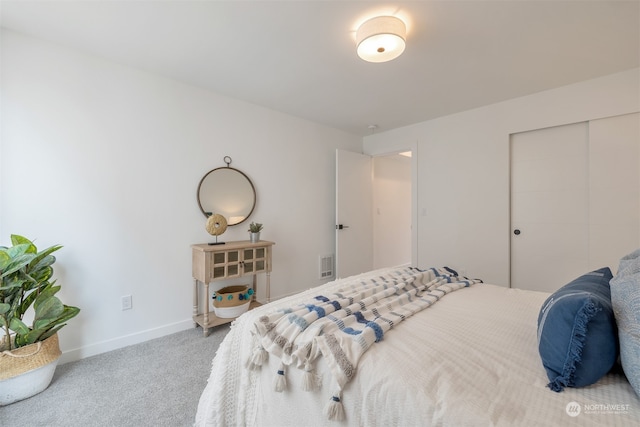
[0,333,62,405]
[213,285,252,318]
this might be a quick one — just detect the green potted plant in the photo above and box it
[0,234,80,405]
[248,222,263,243]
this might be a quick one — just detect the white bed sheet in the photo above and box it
[195,267,640,426]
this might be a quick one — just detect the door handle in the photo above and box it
[336,224,350,230]
[514,229,521,235]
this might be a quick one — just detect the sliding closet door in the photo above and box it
[511,114,640,291]
[510,122,589,292]
[589,113,640,271]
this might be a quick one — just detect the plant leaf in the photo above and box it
[9,317,29,335]
[57,305,80,324]
[10,235,37,253]
[39,324,65,341]
[34,295,64,323]
[15,329,44,347]
[0,251,33,280]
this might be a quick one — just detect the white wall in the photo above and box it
[364,68,640,286]
[372,155,411,268]
[0,30,362,362]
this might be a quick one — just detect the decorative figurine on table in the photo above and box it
[206,213,227,245]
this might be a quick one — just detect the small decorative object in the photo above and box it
[206,213,228,245]
[248,222,263,243]
[0,235,80,405]
[212,285,253,318]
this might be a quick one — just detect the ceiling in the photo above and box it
[1,0,638,137]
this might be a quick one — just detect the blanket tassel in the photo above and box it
[324,391,345,421]
[274,363,287,392]
[246,344,268,371]
[302,362,321,392]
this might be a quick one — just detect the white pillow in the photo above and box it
[610,249,640,397]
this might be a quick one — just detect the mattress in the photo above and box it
[195,266,640,426]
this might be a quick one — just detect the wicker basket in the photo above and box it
[213,285,252,318]
[0,333,61,380]
[0,333,61,405]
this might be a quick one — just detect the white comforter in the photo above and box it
[195,267,640,426]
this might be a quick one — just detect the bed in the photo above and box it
[195,265,640,426]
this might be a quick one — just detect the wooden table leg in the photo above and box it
[266,271,271,303]
[252,275,257,302]
[192,278,198,328]
[203,282,210,337]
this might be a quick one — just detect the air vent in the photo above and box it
[319,254,334,280]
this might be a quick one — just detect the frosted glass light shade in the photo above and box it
[356,16,406,63]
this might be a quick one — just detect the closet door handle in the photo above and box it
[514,229,521,235]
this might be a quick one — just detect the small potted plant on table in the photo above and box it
[248,222,263,243]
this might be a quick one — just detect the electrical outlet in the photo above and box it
[121,295,132,311]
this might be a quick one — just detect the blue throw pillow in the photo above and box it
[537,267,618,392]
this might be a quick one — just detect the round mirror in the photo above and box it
[197,167,256,226]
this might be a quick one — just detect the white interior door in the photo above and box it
[510,122,589,292]
[336,149,373,278]
[588,113,640,272]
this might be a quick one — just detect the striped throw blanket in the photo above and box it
[246,266,481,421]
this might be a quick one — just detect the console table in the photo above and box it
[191,240,274,336]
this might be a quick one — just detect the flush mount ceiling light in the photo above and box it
[356,16,406,63]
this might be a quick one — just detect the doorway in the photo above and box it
[335,150,412,278]
[372,153,412,269]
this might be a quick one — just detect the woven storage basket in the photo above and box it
[213,285,251,318]
[0,333,61,381]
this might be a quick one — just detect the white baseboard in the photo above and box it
[58,295,299,364]
[59,319,195,365]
